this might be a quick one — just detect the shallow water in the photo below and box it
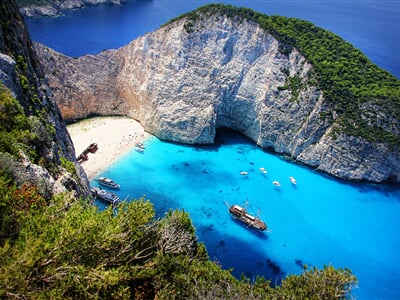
[92,129,400,299]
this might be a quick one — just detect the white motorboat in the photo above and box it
[272,180,281,187]
[259,167,267,174]
[91,187,120,205]
[97,176,120,189]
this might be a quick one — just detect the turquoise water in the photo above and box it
[92,129,400,299]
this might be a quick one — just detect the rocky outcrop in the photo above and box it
[19,0,127,17]
[35,46,126,120]
[35,10,400,183]
[0,0,90,198]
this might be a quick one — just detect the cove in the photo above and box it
[92,129,400,300]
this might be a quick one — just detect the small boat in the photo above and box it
[91,187,120,205]
[272,180,281,187]
[135,147,144,153]
[240,171,248,176]
[97,176,120,189]
[135,142,145,148]
[259,167,267,174]
[289,176,297,185]
[229,204,268,231]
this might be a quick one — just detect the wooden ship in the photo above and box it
[229,204,268,231]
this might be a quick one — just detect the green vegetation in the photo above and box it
[0,82,78,239]
[0,193,357,299]
[0,83,60,165]
[166,4,400,147]
[0,83,38,160]
[183,21,194,34]
[278,74,305,102]
[0,83,46,242]
[0,174,46,243]
[15,55,29,92]
[60,156,77,174]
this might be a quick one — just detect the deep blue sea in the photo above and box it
[25,0,400,78]
[25,1,400,299]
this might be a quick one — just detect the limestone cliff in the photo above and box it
[18,0,127,17]
[35,7,400,183]
[0,0,89,198]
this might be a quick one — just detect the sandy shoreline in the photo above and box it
[67,116,151,180]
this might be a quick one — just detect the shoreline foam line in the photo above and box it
[67,116,151,180]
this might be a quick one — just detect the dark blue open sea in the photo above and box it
[25,1,400,299]
[25,0,400,78]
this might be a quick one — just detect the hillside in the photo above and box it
[36,4,400,182]
[0,0,89,200]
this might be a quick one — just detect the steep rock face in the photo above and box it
[116,16,329,146]
[35,13,400,182]
[0,0,90,198]
[35,46,126,120]
[19,0,127,17]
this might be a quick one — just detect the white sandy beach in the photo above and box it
[67,116,151,180]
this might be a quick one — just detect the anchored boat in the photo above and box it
[135,147,144,153]
[97,176,120,189]
[229,204,268,231]
[259,167,267,174]
[272,180,281,187]
[91,187,120,205]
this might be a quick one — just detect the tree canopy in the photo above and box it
[0,193,357,299]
